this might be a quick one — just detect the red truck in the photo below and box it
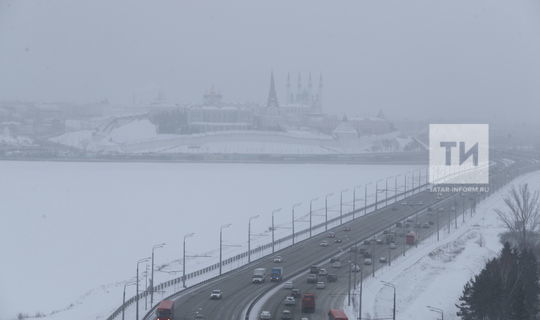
[301,293,316,313]
[406,231,417,245]
[155,300,174,320]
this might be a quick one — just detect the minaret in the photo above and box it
[296,73,302,103]
[267,71,279,109]
[286,72,291,104]
[316,74,323,112]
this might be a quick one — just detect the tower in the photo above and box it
[266,71,279,109]
[286,72,292,104]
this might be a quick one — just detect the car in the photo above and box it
[404,222,411,228]
[376,239,383,245]
[427,207,433,212]
[318,268,328,276]
[429,221,435,225]
[320,240,329,247]
[328,232,336,238]
[415,223,422,228]
[334,238,343,243]
[363,251,372,258]
[281,309,293,320]
[379,256,388,263]
[260,311,272,320]
[395,222,403,228]
[331,261,342,268]
[330,257,340,263]
[284,296,296,306]
[284,280,293,289]
[316,281,326,289]
[383,230,390,235]
[307,274,317,283]
[389,242,397,249]
[194,312,205,320]
[273,256,283,263]
[210,289,222,299]
[422,223,430,228]
[406,218,414,223]
[363,240,371,245]
[327,274,338,282]
[291,288,301,298]
[300,318,310,320]
[358,247,367,254]
[364,258,373,265]
[343,226,352,231]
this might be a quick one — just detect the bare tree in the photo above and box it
[496,183,540,248]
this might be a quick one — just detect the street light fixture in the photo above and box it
[309,198,318,237]
[325,193,334,231]
[381,281,396,320]
[271,208,281,253]
[219,223,232,275]
[340,189,348,224]
[375,179,383,210]
[248,215,260,262]
[427,305,444,320]
[150,242,166,307]
[122,280,136,320]
[136,257,150,320]
[292,203,301,243]
[182,233,195,288]
[364,182,372,216]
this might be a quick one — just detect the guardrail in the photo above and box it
[107,181,428,320]
[109,160,540,320]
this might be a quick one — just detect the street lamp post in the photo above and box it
[292,203,301,243]
[427,305,444,320]
[122,281,135,320]
[136,257,150,320]
[150,242,166,307]
[381,281,396,320]
[219,223,231,275]
[385,176,391,207]
[248,215,260,262]
[340,189,348,225]
[271,208,281,253]
[309,199,317,237]
[182,233,195,288]
[325,193,334,231]
[375,179,383,210]
[364,182,371,216]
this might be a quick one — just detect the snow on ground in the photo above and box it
[345,170,540,320]
[49,118,415,154]
[0,161,421,320]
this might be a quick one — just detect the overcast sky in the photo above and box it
[1,0,539,122]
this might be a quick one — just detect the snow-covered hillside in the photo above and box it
[346,170,540,320]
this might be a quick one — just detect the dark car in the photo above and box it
[334,238,343,243]
[291,288,301,298]
[327,274,338,282]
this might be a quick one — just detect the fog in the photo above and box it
[1,0,540,122]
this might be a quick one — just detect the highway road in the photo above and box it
[147,186,447,320]
[141,156,539,320]
[255,158,535,320]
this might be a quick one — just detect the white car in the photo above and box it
[389,242,397,249]
[273,256,283,263]
[320,240,329,247]
[284,280,293,289]
[316,281,326,289]
[210,289,222,299]
[284,296,296,305]
[318,268,328,276]
[379,256,388,264]
[364,258,373,265]
[331,261,342,268]
[260,311,272,320]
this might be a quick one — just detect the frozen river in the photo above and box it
[0,161,422,320]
